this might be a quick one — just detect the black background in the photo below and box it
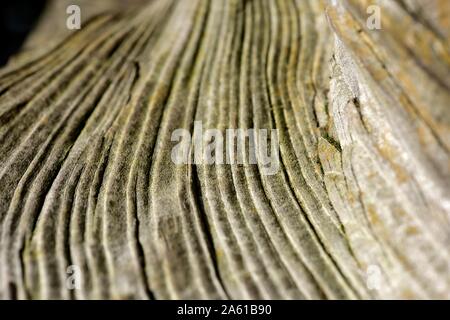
[0,0,47,66]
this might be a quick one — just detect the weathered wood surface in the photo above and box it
[0,0,449,299]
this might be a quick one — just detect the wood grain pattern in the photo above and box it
[0,0,449,299]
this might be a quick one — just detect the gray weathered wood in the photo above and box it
[0,0,449,299]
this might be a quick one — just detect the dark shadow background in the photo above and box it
[0,0,47,66]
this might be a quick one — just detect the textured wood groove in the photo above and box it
[0,0,449,299]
